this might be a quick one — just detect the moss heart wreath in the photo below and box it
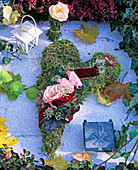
[36,39,122,158]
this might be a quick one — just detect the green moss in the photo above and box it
[38,40,122,159]
[83,52,122,95]
[40,124,65,159]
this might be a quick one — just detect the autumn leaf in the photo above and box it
[44,156,71,170]
[104,80,134,101]
[74,24,99,44]
[3,6,20,25]
[0,116,19,148]
[97,90,112,106]
[71,152,93,163]
[11,10,20,24]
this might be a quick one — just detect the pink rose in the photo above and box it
[43,84,62,108]
[57,78,74,93]
[7,151,12,159]
[66,71,82,88]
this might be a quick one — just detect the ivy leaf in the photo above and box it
[134,160,138,168]
[121,152,130,159]
[2,57,11,65]
[128,83,138,94]
[26,87,40,100]
[0,116,19,148]
[10,81,25,95]
[43,118,62,133]
[131,56,138,74]
[106,152,121,159]
[0,69,13,82]
[129,129,138,140]
[123,8,135,20]
[129,100,137,109]
[122,99,130,107]
[74,24,99,44]
[131,121,138,126]
[44,156,71,170]
[104,80,134,101]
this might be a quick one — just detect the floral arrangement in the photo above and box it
[12,0,117,22]
[36,39,122,158]
[46,2,69,41]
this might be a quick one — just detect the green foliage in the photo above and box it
[84,52,122,94]
[46,16,63,42]
[25,87,40,100]
[123,83,138,115]
[0,147,35,169]
[0,69,25,100]
[0,38,26,65]
[129,129,138,140]
[0,69,13,82]
[110,0,137,76]
[40,124,65,159]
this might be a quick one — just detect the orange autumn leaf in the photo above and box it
[104,80,134,101]
[71,152,93,163]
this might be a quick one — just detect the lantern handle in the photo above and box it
[20,15,37,37]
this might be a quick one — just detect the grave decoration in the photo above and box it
[11,15,43,53]
[46,2,69,41]
[36,39,122,158]
[83,119,115,151]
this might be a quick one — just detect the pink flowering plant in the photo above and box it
[12,0,117,22]
[37,66,84,127]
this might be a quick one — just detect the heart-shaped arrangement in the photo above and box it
[36,39,122,158]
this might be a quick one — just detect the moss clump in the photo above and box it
[40,124,65,159]
[38,40,122,159]
[83,52,122,95]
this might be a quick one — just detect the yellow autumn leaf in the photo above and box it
[74,24,99,44]
[71,152,93,163]
[3,6,20,25]
[3,18,11,25]
[3,6,12,18]
[97,90,112,106]
[11,10,20,24]
[0,116,19,148]
[44,156,71,170]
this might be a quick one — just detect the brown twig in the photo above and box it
[93,138,135,170]
[121,72,128,84]
[128,138,138,164]
[96,37,114,42]
[123,138,138,169]
[124,103,138,121]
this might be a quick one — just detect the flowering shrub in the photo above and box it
[12,0,117,22]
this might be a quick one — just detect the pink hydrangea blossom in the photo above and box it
[57,78,74,93]
[66,71,82,88]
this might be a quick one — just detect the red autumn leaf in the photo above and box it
[104,80,134,101]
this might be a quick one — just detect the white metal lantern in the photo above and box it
[11,15,43,53]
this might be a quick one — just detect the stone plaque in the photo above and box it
[83,119,115,151]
